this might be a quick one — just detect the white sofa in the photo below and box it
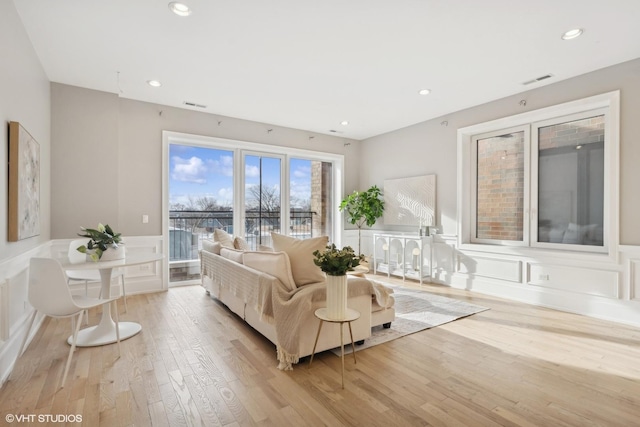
[199,236,395,370]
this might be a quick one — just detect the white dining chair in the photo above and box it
[67,238,128,312]
[18,257,122,389]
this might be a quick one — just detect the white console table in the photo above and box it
[373,233,432,284]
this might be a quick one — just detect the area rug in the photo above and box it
[330,284,489,356]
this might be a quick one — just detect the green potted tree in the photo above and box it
[339,185,385,259]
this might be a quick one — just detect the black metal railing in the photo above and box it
[169,209,315,261]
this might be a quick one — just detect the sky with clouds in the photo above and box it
[169,144,312,209]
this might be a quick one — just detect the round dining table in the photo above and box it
[58,252,164,347]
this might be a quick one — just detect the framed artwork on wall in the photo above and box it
[383,174,436,227]
[8,121,40,241]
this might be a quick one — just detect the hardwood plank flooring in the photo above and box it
[2,277,640,426]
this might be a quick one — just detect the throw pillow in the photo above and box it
[271,233,328,286]
[234,236,251,251]
[243,251,296,291]
[213,228,234,248]
[202,239,222,255]
[258,244,274,252]
[220,247,244,264]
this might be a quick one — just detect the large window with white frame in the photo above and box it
[162,132,344,285]
[459,91,619,256]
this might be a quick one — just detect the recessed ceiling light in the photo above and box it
[419,89,431,95]
[561,28,583,40]
[340,120,349,126]
[147,80,162,87]
[169,2,192,17]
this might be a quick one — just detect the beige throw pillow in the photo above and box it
[234,236,251,251]
[271,233,328,286]
[213,229,234,248]
[220,247,244,264]
[243,251,296,291]
[202,239,222,255]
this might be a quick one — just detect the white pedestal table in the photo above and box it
[59,252,163,347]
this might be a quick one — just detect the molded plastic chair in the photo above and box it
[18,257,121,389]
[67,239,128,312]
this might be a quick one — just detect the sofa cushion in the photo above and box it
[271,233,328,287]
[234,236,251,251]
[258,244,274,252]
[243,251,296,291]
[214,228,235,248]
[220,247,245,264]
[202,239,222,255]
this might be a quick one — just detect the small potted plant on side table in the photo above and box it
[313,244,363,319]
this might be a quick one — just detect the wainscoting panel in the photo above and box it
[51,236,165,295]
[527,263,620,298]
[458,255,522,283]
[627,258,640,301]
[0,242,51,387]
[0,280,8,342]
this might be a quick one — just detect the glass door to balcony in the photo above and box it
[165,135,343,287]
[168,144,234,286]
[243,153,283,250]
[290,158,333,243]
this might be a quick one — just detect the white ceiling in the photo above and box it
[13,0,640,140]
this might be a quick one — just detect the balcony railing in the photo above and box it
[169,209,315,262]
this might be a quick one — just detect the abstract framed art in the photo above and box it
[8,121,40,241]
[383,174,436,227]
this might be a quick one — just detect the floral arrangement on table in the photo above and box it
[76,223,123,261]
[313,244,364,276]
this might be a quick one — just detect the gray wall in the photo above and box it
[51,83,361,238]
[360,57,640,244]
[0,1,50,263]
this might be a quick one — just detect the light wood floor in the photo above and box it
[2,276,640,426]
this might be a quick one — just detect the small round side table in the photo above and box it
[308,307,360,389]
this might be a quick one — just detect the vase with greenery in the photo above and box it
[76,223,123,261]
[313,244,363,319]
[339,185,385,257]
[313,244,364,276]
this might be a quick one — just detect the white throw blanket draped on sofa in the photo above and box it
[201,254,394,370]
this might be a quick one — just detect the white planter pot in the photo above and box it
[326,274,348,320]
[89,244,125,262]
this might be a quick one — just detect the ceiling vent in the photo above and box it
[183,101,207,108]
[523,74,553,85]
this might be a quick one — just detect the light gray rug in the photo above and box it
[330,284,489,356]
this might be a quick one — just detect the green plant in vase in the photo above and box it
[76,223,123,261]
[313,244,364,276]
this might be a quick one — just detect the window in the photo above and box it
[533,113,605,249]
[168,145,234,283]
[473,127,528,245]
[163,132,344,285]
[290,158,333,241]
[459,91,619,255]
[243,153,283,249]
